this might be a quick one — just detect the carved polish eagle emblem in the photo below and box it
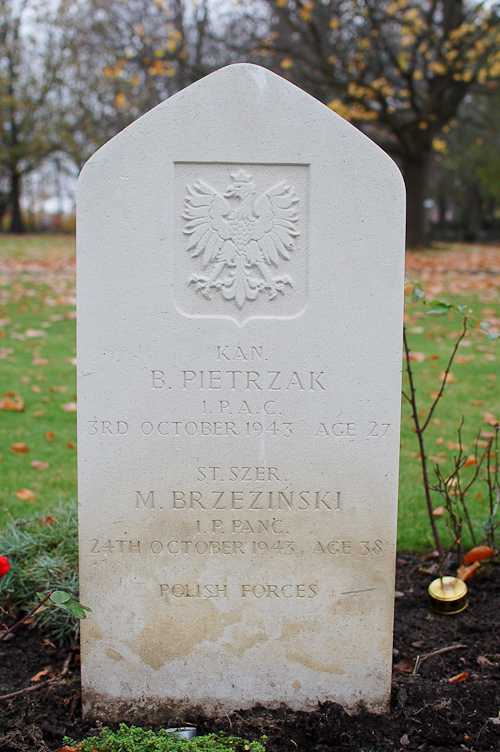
[183,169,300,309]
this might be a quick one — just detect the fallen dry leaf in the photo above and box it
[464,455,477,467]
[31,460,49,471]
[30,667,54,682]
[32,358,49,366]
[66,442,75,449]
[31,385,41,393]
[45,432,55,442]
[470,400,484,406]
[432,506,445,516]
[448,671,468,683]
[457,561,481,581]
[464,545,494,564]
[439,371,458,383]
[32,411,44,418]
[0,395,24,411]
[11,442,29,453]
[394,656,415,673]
[40,515,55,525]
[436,437,444,446]
[483,412,499,426]
[61,402,77,412]
[477,656,495,667]
[408,352,426,362]
[15,488,36,501]
[480,431,496,439]
[25,329,45,338]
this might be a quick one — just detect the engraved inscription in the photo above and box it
[134,489,341,511]
[183,169,300,309]
[158,583,318,599]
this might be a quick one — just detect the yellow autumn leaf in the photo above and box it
[114,92,130,109]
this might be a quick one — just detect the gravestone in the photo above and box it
[77,63,405,721]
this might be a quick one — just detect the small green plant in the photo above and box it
[432,424,499,565]
[0,500,84,643]
[63,726,266,752]
[403,280,499,564]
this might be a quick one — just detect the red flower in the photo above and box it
[0,555,10,577]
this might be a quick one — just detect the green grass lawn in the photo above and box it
[400,290,500,551]
[0,234,77,524]
[0,235,498,552]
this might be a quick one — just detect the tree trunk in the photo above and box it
[9,171,25,233]
[402,153,431,248]
[462,183,481,242]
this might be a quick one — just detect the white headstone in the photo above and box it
[77,63,405,721]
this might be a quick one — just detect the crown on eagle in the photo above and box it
[230,169,253,183]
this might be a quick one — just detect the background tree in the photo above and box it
[249,0,500,247]
[61,0,233,169]
[0,0,71,232]
[429,89,500,241]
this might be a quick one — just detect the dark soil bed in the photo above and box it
[1,557,499,752]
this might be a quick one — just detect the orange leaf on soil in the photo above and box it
[15,488,36,501]
[45,432,55,442]
[11,442,29,453]
[448,672,468,683]
[457,561,481,581]
[61,402,77,412]
[394,656,415,673]
[31,460,49,471]
[464,545,494,564]
[0,395,24,411]
[30,668,54,682]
